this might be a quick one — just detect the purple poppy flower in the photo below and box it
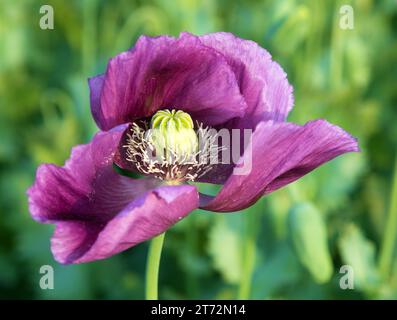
[27,32,359,264]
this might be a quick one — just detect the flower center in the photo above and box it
[147,109,198,163]
[123,109,221,182]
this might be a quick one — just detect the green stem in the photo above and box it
[379,155,397,278]
[238,211,257,300]
[186,214,199,297]
[145,233,166,300]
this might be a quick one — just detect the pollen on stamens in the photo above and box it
[122,115,223,182]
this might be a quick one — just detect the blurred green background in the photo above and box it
[0,0,396,299]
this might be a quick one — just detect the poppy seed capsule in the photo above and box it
[146,109,199,163]
[122,109,221,182]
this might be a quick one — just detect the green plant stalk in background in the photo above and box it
[378,155,397,279]
[145,233,166,300]
[186,214,199,297]
[330,0,344,89]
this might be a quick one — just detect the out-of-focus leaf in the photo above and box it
[273,5,310,55]
[298,154,365,212]
[208,214,244,284]
[288,202,333,284]
[252,242,301,299]
[267,189,292,239]
[345,37,370,89]
[338,224,380,292]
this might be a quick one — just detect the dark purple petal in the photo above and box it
[27,125,159,224]
[200,32,294,129]
[51,184,198,264]
[28,126,198,264]
[88,74,105,127]
[89,32,247,131]
[113,122,146,174]
[201,120,359,212]
[196,162,234,185]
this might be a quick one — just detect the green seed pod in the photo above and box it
[288,202,333,283]
[147,109,198,162]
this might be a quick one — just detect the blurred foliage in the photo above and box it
[0,0,396,299]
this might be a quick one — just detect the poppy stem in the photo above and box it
[145,232,166,300]
[378,155,397,279]
[186,214,199,297]
[238,210,257,299]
